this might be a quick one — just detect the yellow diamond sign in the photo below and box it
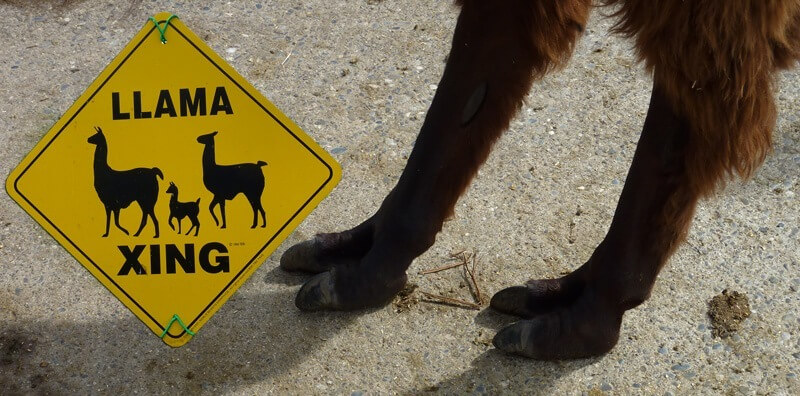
[5,13,341,347]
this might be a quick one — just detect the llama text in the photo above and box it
[117,242,230,275]
[111,87,234,120]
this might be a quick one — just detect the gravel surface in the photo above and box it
[1,1,798,394]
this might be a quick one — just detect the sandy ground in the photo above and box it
[1,1,798,394]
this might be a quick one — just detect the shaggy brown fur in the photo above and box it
[607,0,800,195]
[605,0,800,270]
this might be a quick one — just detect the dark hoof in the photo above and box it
[280,239,332,273]
[295,272,339,311]
[491,277,582,318]
[492,294,621,360]
[295,267,407,311]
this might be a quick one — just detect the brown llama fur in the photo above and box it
[606,0,800,195]
[603,0,800,261]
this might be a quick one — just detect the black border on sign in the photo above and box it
[12,20,334,339]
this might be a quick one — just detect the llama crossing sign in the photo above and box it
[5,13,341,346]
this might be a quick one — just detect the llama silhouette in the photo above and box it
[166,182,201,236]
[88,127,163,238]
[197,131,267,229]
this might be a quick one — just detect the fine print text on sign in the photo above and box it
[6,12,341,347]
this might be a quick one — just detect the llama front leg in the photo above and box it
[102,208,111,237]
[282,0,591,311]
[491,86,699,359]
[113,209,129,235]
[218,200,227,229]
[209,198,221,227]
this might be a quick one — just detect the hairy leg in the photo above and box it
[281,0,591,311]
[492,84,700,359]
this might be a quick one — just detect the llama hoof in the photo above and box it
[490,276,583,318]
[280,228,373,273]
[492,291,622,360]
[295,271,338,310]
[280,239,332,273]
[295,266,407,311]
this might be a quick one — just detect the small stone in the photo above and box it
[671,363,691,371]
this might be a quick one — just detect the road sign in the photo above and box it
[5,13,341,347]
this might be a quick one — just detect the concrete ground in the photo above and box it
[1,1,798,394]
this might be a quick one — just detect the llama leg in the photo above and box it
[113,209,129,235]
[219,200,227,229]
[287,0,591,310]
[102,208,111,237]
[169,216,176,232]
[250,204,258,229]
[150,211,159,238]
[133,214,147,237]
[209,198,220,227]
[186,217,199,236]
[247,197,266,228]
[492,85,706,359]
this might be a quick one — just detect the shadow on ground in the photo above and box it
[0,286,357,394]
[417,350,599,394]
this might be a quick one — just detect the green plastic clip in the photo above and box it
[160,314,195,338]
[148,14,179,44]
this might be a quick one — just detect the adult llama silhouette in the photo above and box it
[88,127,163,238]
[166,182,201,236]
[197,131,267,229]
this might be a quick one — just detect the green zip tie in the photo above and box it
[148,14,179,44]
[160,314,195,338]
